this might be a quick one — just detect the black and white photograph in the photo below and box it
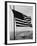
[5,1,36,44]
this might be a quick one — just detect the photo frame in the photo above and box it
[5,1,36,45]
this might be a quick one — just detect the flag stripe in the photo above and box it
[15,18,32,27]
[16,25,29,27]
[16,20,31,23]
[15,17,31,21]
[16,23,32,27]
[16,23,29,27]
[16,22,31,25]
[15,18,24,21]
[15,18,31,23]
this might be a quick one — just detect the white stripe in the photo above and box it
[16,24,29,27]
[16,20,28,23]
[16,23,28,25]
[15,18,31,22]
[15,21,31,25]
[15,18,25,21]
[16,23,29,27]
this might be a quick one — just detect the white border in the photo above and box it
[7,3,35,44]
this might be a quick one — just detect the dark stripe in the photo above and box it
[16,19,31,23]
[16,25,29,27]
[16,24,32,27]
[16,21,31,24]
[16,22,31,25]
[16,22,32,27]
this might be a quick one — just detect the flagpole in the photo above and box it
[13,5,15,40]
[10,5,15,40]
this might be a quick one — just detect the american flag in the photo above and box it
[12,9,32,27]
